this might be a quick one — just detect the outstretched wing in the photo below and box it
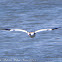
[35,27,60,33]
[1,29,28,33]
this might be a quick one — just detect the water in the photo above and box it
[0,0,62,62]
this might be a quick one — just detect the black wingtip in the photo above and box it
[52,27,61,30]
[0,29,11,31]
[5,29,11,30]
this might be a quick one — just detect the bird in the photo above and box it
[0,27,60,38]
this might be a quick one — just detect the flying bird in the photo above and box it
[0,27,60,38]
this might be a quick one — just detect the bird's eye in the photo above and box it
[29,34,31,35]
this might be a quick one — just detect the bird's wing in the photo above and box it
[1,29,28,33]
[35,27,60,33]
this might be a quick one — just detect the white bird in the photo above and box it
[0,27,60,38]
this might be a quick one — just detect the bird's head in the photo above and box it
[28,32,36,38]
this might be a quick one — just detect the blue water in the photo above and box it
[0,0,62,62]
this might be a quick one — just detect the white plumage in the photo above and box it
[35,29,52,33]
[10,29,28,33]
[1,27,60,38]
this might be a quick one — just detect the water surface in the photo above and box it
[0,0,62,62]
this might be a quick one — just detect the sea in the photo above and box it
[0,0,62,62]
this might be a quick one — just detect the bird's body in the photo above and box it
[0,27,60,38]
[28,32,36,38]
